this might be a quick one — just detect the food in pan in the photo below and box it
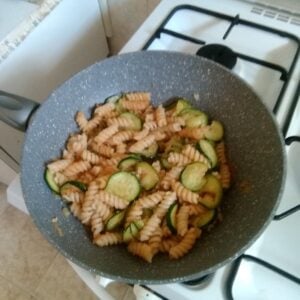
[44,92,231,262]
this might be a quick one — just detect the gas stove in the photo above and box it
[6,0,300,299]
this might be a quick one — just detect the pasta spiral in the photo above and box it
[128,241,154,263]
[172,181,199,204]
[93,232,123,247]
[169,228,201,259]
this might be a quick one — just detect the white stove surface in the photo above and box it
[6,0,300,299]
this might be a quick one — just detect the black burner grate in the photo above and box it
[225,136,300,299]
[142,4,300,136]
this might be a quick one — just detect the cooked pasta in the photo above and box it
[181,144,210,167]
[169,228,201,259]
[94,232,123,247]
[172,181,199,204]
[176,205,190,236]
[44,92,230,263]
[127,241,153,263]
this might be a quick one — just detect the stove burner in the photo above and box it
[196,44,237,69]
[182,274,214,289]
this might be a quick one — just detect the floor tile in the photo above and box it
[0,274,36,300]
[0,183,9,216]
[0,205,57,293]
[108,0,148,53]
[147,0,161,14]
[34,254,99,300]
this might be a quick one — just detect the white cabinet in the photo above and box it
[0,0,109,182]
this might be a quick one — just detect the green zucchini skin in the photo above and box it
[106,211,125,231]
[135,142,158,158]
[193,209,216,227]
[105,171,141,202]
[180,108,208,128]
[199,175,223,209]
[44,168,60,194]
[118,156,141,171]
[136,162,159,190]
[180,162,207,192]
[204,120,224,141]
[175,99,192,115]
[198,140,218,168]
[120,112,142,131]
[166,203,178,234]
[60,180,87,192]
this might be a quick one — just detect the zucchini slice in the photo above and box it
[175,99,192,115]
[198,140,218,168]
[60,180,87,193]
[180,108,208,128]
[160,154,172,170]
[104,94,123,104]
[166,203,178,234]
[193,209,216,228]
[105,171,140,202]
[133,220,144,230]
[199,175,223,209]
[123,222,140,242]
[204,120,224,141]
[180,162,208,192]
[118,156,141,171]
[123,225,134,243]
[136,142,158,158]
[136,161,159,190]
[105,211,125,231]
[164,136,184,154]
[44,168,60,194]
[120,112,142,131]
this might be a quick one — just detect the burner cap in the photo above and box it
[196,44,237,69]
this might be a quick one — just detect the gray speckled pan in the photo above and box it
[21,51,285,284]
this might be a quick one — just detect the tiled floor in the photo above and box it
[0,183,98,300]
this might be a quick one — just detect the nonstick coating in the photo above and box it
[21,51,285,284]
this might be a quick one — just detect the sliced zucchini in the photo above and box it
[120,112,142,131]
[123,222,140,242]
[130,222,140,238]
[105,211,125,231]
[60,180,87,193]
[180,108,208,128]
[104,94,124,113]
[123,225,134,243]
[180,162,208,192]
[193,209,216,228]
[199,175,223,209]
[164,136,184,154]
[133,220,144,230]
[166,203,178,234]
[104,94,123,104]
[118,156,141,171]
[175,99,192,115]
[198,139,218,168]
[136,162,159,190]
[105,171,140,202]
[44,168,60,194]
[136,142,158,158]
[160,154,172,170]
[204,120,224,141]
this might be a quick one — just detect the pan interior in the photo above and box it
[21,51,285,284]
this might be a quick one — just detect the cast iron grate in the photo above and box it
[142,4,300,136]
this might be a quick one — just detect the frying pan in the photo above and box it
[0,51,285,284]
